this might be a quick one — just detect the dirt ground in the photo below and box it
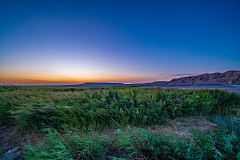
[0,125,43,160]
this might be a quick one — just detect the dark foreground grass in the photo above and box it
[25,123,240,160]
[0,85,240,159]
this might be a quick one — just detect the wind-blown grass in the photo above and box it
[25,124,240,160]
[1,87,240,129]
[1,86,240,159]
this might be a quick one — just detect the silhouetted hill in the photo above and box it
[164,70,240,85]
[55,81,167,87]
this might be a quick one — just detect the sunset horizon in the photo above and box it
[1,69,239,86]
[1,1,240,158]
[1,0,239,85]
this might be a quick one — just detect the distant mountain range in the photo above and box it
[39,70,240,87]
[57,81,167,87]
[164,70,240,85]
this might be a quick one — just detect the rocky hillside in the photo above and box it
[164,70,240,85]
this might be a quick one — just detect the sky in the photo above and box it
[0,0,240,85]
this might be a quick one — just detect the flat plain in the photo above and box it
[139,84,240,95]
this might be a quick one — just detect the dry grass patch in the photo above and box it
[148,116,217,137]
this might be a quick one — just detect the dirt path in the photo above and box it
[0,125,43,160]
[0,125,23,159]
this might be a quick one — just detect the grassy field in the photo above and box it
[0,85,240,159]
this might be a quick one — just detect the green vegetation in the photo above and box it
[0,85,240,159]
[25,125,240,160]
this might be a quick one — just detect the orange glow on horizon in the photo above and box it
[0,69,169,85]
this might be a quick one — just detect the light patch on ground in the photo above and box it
[148,116,217,137]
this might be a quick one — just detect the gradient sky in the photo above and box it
[0,0,240,85]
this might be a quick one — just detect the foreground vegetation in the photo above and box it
[0,85,240,159]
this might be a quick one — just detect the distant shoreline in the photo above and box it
[139,84,240,95]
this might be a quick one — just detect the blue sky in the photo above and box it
[0,0,239,84]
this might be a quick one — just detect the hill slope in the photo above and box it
[164,70,240,85]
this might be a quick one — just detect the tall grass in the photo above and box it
[1,86,240,159]
[1,87,239,129]
[25,124,240,160]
